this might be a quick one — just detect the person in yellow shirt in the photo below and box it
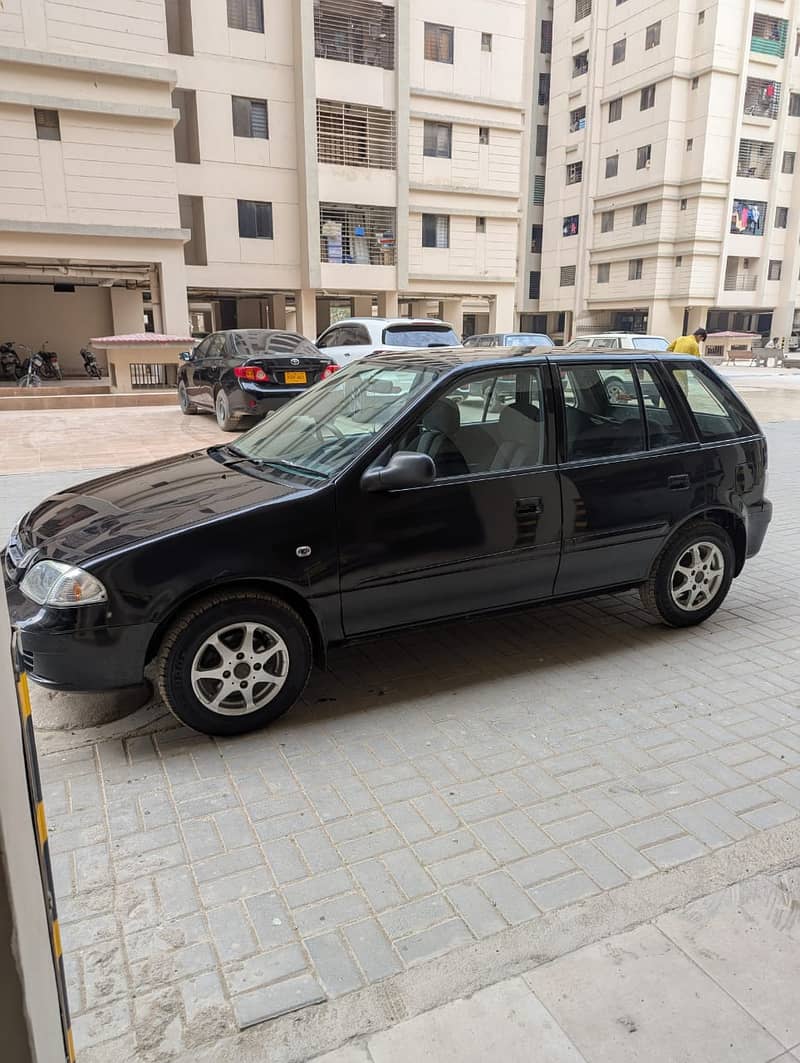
[667,328,707,356]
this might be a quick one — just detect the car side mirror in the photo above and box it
[361,451,435,493]
[179,351,193,362]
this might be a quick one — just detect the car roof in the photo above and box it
[322,317,456,328]
[367,346,697,370]
[214,328,302,337]
[579,332,667,339]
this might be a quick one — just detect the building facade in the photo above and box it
[0,0,532,374]
[521,0,800,345]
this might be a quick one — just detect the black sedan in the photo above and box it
[4,348,771,737]
[177,328,336,430]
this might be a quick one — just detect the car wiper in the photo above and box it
[247,457,328,480]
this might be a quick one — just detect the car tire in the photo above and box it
[215,389,240,431]
[640,520,735,627]
[178,382,199,415]
[157,591,313,736]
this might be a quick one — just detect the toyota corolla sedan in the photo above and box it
[4,349,771,737]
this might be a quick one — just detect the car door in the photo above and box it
[184,337,210,405]
[337,362,563,634]
[192,333,227,408]
[555,358,705,595]
[316,324,373,366]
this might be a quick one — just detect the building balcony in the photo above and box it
[724,274,758,292]
[751,14,787,58]
[314,0,395,70]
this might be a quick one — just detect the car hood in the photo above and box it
[16,450,302,565]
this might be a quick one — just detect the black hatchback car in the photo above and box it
[177,328,336,429]
[4,349,771,736]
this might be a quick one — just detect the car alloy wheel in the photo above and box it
[669,541,725,612]
[215,390,237,430]
[190,621,289,715]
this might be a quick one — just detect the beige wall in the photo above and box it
[0,284,113,375]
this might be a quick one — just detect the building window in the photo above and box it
[422,213,450,248]
[691,76,699,89]
[566,161,583,184]
[530,224,543,253]
[532,175,545,204]
[782,151,795,173]
[481,32,492,52]
[476,216,486,233]
[529,271,541,299]
[165,0,194,55]
[731,198,766,235]
[320,203,396,264]
[737,139,773,179]
[479,126,490,145]
[541,20,553,54]
[179,195,207,265]
[628,258,643,280]
[645,21,661,49]
[173,89,200,162]
[535,125,548,156]
[424,22,454,63]
[563,214,579,237]
[751,14,787,58]
[640,84,656,110]
[601,210,614,233]
[237,199,273,239]
[680,198,688,210]
[633,203,648,226]
[573,50,589,76]
[34,108,60,141]
[605,153,619,178]
[314,0,395,70]
[423,121,452,158]
[775,206,789,228]
[686,138,693,151]
[698,10,705,24]
[675,255,683,267]
[569,106,586,133]
[560,265,576,286]
[790,93,800,117]
[597,262,610,283]
[612,38,626,64]
[232,96,269,139]
[538,73,551,105]
[317,100,396,169]
[636,144,652,169]
[226,0,263,33]
[575,0,591,21]
[744,77,781,118]
[608,98,622,123]
[768,259,782,281]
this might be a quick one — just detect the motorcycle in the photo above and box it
[20,350,44,388]
[0,341,25,380]
[80,346,102,379]
[36,342,62,380]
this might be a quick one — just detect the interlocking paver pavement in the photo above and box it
[4,407,800,1058]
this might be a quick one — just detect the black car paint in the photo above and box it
[4,351,771,692]
[179,329,332,418]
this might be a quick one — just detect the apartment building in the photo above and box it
[521,0,800,345]
[0,0,531,374]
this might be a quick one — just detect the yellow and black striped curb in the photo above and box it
[15,668,75,1063]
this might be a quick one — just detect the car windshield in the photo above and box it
[230,361,439,479]
[632,336,668,350]
[502,334,553,347]
[382,324,460,347]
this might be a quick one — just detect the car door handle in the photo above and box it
[516,497,543,515]
[668,474,690,491]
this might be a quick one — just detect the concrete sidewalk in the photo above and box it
[316,866,800,1063]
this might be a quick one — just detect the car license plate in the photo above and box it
[284,371,307,384]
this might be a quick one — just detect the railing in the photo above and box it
[723,274,758,291]
[751,14,787,58]
[314,0,395,70]
[743,78,781,119]
[130,363,179,389]
[320,203,396,265]
[317,100,396,170]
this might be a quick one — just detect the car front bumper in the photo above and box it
[745,498,773,558]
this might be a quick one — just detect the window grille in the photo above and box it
[314,0,395,69]
[320,203,396,264]
[317,100,396,169]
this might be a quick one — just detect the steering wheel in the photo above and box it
[315,419,345,443]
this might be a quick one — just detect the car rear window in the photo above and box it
[632,336,668,351]
[671,364,759,441]
[502,334,553,347]
[382,324,460,347]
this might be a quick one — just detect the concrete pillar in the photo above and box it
[295,289,318,339]
[441,298,464,338]
[771,301,794,359]
[407,300,429,319]
[156,251,190,335]
[110,287,144,335]
[648,301,684,341]
[271,294,287,329]
[377,291,399,317]
[352,295,374,317]
[488,286,515,332]
[684,306,708,335]
[237,298,262,328]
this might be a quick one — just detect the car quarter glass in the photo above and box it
[671,364,759,441]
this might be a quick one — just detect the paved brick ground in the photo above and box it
[25,414,799,1059]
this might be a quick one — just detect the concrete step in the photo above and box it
[0,391,177,411]
[0,383,112,397]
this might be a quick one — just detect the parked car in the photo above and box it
[463,332,554,348]
[177,329,336,430]
[4,348,771,737]
[316,317,460,366]
[565,333,669,351]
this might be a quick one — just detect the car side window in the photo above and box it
[394,368,546,478]
[206,334,226,357]
[636,367,689,449]
[560,364,645,461]
[192,338,210,360]
[316,327,344,349]
[671,365,757,441]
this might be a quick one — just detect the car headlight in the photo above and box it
[20,561,107,608]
